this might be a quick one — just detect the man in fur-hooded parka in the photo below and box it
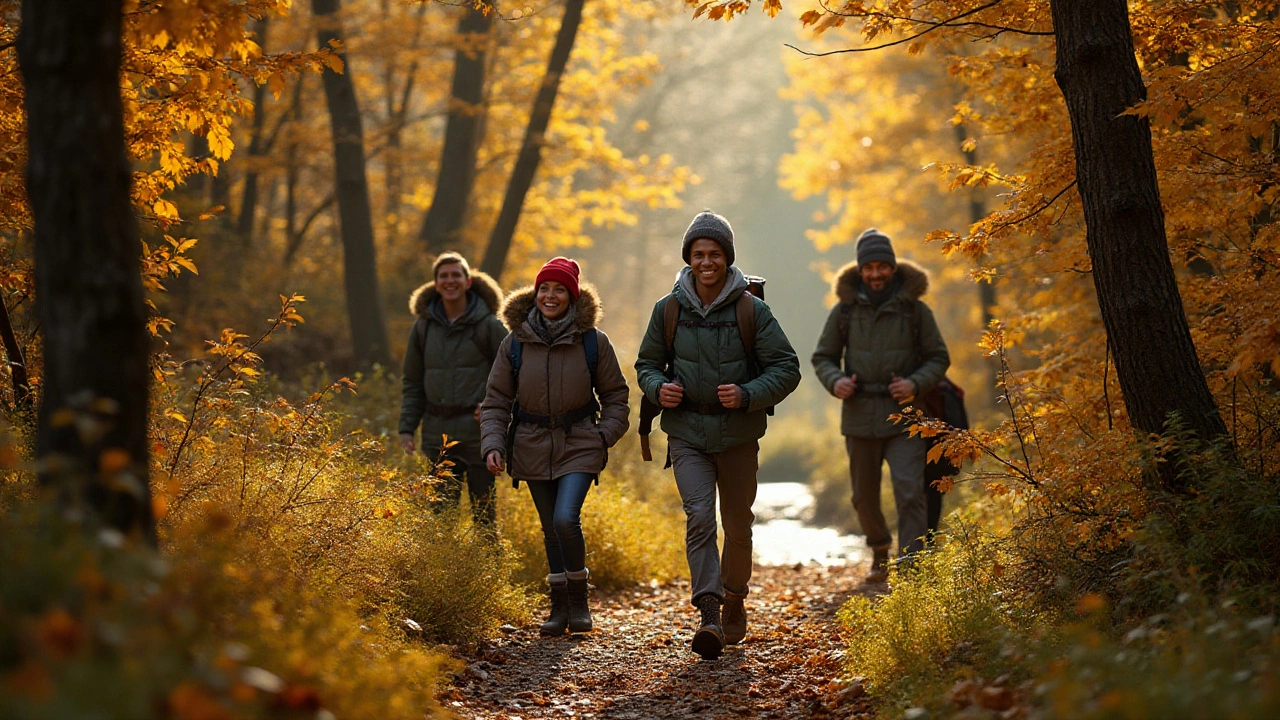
[399,253,508,526]
[812,229,950,570]
[479,283,630,482]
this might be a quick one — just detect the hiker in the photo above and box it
[480,257,630,636]
[811,228,950,583]
[399,251,508,528]
[634,210,801,659]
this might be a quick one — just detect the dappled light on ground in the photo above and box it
[445,563,877,719]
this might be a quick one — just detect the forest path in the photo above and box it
[442,563,879,719]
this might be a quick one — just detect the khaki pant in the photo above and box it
[846,433,928,556]
[669,438,759,606]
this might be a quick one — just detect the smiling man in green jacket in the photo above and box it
[399,252,508,528]
[635,210,801,660]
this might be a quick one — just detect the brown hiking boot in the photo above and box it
[691,595,724,660]
[865,547,890,584]
[723,588,747,645]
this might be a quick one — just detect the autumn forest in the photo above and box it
[2,1,1279,718]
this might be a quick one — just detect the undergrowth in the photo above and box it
[1,305,688,717]
[836,330,1280,719]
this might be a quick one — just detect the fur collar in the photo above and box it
[500,282,602,334]
[833,259,931,304]
[408,270,503,319]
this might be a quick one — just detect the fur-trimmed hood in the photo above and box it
[408,269,503,319]
[500,282,602,334]
[833,259,931,304]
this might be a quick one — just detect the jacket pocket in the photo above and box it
[595,427,610,471]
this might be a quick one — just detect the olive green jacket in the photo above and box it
[811,260,950,438]
[635,267,801,453]
[398,271,508,447]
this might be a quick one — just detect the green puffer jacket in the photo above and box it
[635,267,801,454]
[398,271,508,446]
[811,260,950,438]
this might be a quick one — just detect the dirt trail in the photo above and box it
[442,563,880,719]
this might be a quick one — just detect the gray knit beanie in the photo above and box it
[855,228,896,268]
[681,210,735,266]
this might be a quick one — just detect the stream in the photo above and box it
[751,481,870,567]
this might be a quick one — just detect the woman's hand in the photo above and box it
[485,451,505,475]
[398,433,415,454]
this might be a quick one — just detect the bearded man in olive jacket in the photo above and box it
[399,252,508,527]
[812,229,950,582]
[635,210,802,660]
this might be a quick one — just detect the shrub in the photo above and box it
[0,500,451,720]
[837,523,1045,708]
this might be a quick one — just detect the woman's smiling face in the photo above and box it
[536,281,571,320]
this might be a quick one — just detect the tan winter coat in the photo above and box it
[480,283,630,482]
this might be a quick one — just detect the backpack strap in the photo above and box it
[736,291,756,360]
[416,317,429,359]
[661,294,680,361]
[505,336,523,485]
[837,302,852,342]
[470,321,496,362]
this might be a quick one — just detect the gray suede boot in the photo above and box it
[566,577,593,633]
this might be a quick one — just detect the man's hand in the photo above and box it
[485,451,505,474]
[399,433,415,454]
[717,384,744,409]
[833,374,857,400]
[659,382,684,409]
[889,375,917,403]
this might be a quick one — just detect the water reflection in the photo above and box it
[752,482,869,567]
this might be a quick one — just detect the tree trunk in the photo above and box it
[954,121,998,406]
[312,0,391,368]
[236,18,271,245]
[481,0,586,280]
[1050,0,1228,461]
[18,0,155,542]
[0,296,30,410]
[420,4,493,255]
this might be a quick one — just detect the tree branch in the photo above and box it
[787,0,1050,58]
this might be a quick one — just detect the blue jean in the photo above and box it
[526,472,594,574]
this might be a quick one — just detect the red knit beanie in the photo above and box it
[534,257,581,299]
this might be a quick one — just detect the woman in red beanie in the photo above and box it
[480,257,630,636]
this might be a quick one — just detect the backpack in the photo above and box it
[836,298,969,475]
[638,276,767,462]
[504,330,600,485]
